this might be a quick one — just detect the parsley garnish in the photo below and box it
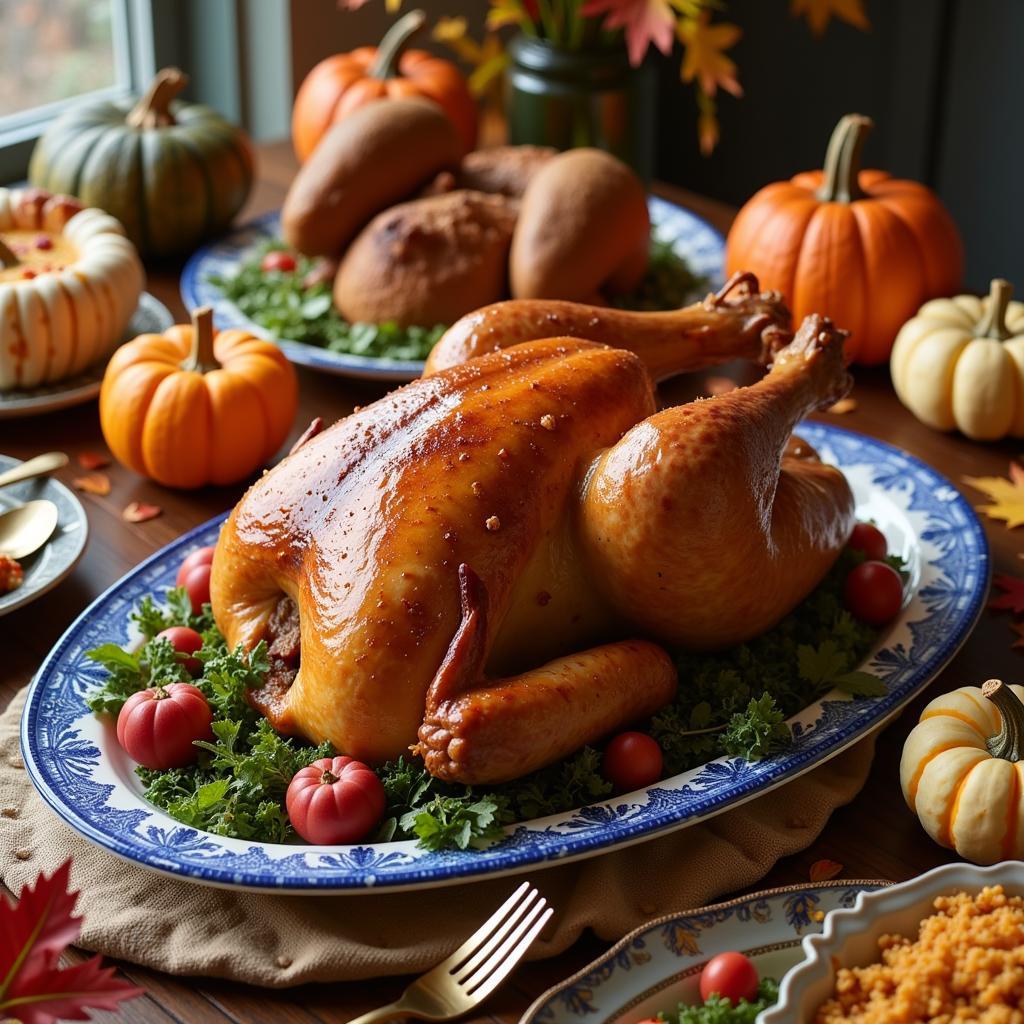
[86,546,892,850]
[671,978,780,1023]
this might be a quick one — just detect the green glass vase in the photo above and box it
[506,35,655,182]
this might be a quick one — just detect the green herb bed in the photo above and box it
[673,979,780,1024]
[206,238,705,362]
[85,548,897,852]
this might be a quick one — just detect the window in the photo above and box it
[0,0,155,179]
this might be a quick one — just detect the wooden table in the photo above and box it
[1,140,1020,1024]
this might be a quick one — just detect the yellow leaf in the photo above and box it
[964,473,1024,529]
[433,17,483,64]
[468,51,510,96]
[791,0,869,36]
[486,0,530,31]
[677,12,743,99]
[385,0,402,11]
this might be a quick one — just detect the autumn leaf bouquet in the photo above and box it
[427,0,869,153]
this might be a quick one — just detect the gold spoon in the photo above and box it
[0,451,69,489]
[0,500,59,560]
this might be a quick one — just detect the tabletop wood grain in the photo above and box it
[1,140,1020,1024]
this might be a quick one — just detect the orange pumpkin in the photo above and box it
[725,114,963,365]
[292,9,477,161]
[100,307,298,489]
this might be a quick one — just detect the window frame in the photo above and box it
[0,0,157,183]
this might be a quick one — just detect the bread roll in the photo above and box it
[333,190,518,327]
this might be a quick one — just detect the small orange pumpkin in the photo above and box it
[292,9,477,162]
[725,113,963,365]
[100,307,298,489]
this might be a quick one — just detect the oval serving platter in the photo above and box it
[520,879,890,1024]
[179,196,727,383]
[21,423,987,892]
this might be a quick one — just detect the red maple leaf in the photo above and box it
[990,574,1024,616]
[0,860,141,1023]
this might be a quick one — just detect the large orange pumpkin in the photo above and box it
[725,114,963,365]
[292,9,477,161]
[100,308,298,489]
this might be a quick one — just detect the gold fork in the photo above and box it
[345,881,553,1024]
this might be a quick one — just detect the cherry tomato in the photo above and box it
[176,546,215,587]
[699,951,759,1004]
[847,522,888,562]
[261,250,297,273]
[157,626,204,677]
[116,683,213,770]
[843,560,903,626]
[286,756,386,845]
[180,564,212,616]
[602,732,663,792]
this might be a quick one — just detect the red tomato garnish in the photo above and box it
[180,563,213,615]
[847,522,888,562]
[157,626,204,677]
[21,269,35,279]
[843,561,903,626]
[699,951,759,1004]
[35,235,54,250]
[286,756,386,845]
[602,731,663,792]
[176,546,216,587]
[116,683,213,769]
[260,250,297,273]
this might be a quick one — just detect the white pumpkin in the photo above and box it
[890,278,1024,440]
[0,187,144,390]
[901,679,1024,865]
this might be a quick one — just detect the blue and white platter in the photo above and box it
[180,196,727,383]
[521,879,889,1024]
[21,423,987,893]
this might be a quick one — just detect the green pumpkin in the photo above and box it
[29,68,254,259]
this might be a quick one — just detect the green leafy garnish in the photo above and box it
[613,238,708,311]
[651,548,889,775]
[207,242,445,361]
[87,544,893,850]
[671,978,780,1023]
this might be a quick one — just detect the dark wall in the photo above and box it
[651,0,1017,290]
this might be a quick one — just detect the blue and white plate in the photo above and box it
[521,880,890,1024]
[0,455,88,617]
[21,424,987,892]
[180,196,726,383]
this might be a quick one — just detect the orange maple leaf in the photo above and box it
[809,858,844,882]
[678,12,743,98]
[791,0,870,36]
[964,471,1024,529]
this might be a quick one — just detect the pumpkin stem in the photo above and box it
[184,307,220,374]
[977,279,1014,342]
[983,679,1024,761]
[320,769,339,786]
[815,114,873,204]
[0,236,18,269]
[369,9,427,79]
[126,68,189,130]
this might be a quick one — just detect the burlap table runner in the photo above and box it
[0,688,875,987]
